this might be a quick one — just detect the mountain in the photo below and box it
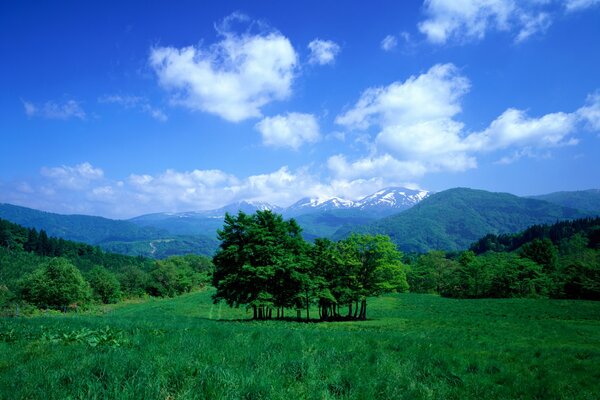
[333,188,591,253]
[0,203,218,258]
[285,187,429,217]
[355,187,429,212]
[129,187,430,239]
[529,189,600,214]
[285,197,356,216]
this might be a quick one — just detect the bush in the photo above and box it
[19,258,92,308]
[87,266,121,304]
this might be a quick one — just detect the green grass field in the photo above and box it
[1,292,599,399]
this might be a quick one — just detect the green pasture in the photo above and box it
[1,291,599,399]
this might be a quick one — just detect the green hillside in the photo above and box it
[335,188,590,253]
[530,189,600,213]
[0,204,218,258]
[0,203,164,243]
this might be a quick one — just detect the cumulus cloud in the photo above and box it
[418,0,515,44]
[418,0,597,44]
[99,95,167,121]
[22,99,86,120]
[40,162,104,190]
[255,112,320,149]
[307,39,341,65]
[565,0,600,12]
[465,108,579,150]
[380,35,398,51]
[1,160,425,218]
[149,14,297,122]
[577,92,600,131]
[334,63,590,182]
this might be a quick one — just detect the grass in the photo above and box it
[1,291,600,399]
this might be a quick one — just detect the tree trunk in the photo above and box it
[347,303,352,318]
[297,309,301,321]
[359,300,367,320]
[276,308,280,319]
[354,300,359,319]
[306,294,310,321]
[253,305,257,320]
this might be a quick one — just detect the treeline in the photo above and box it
[213,211,408,320]
[407,217,600,300]
[0,218,214,313]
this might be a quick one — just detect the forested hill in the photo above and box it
[335,188,592,253]
[0,203,219,258]
[529,189,600,214]
[0,203,164,243]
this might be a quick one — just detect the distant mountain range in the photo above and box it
[334,188,592,253]
[1,187,598,257]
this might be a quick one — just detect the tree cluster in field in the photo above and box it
[407,217,600,300]
[0,218,214,314]
[212,211,409,320]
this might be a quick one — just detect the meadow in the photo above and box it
[1,291,599,400]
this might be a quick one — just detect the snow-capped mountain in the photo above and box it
[286,196,356,214]
[284,187,429,216]
[356,187,429,211]
[131,187,429,223]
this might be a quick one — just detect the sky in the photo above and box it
[1,0,600,219]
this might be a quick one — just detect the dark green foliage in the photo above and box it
[338,188,589,253]
[0,218,213,311]
[18,258,92,308]
[470,217,600,254]
[146,257,207,297]
[87,266,121,304]
[213,211,407,320]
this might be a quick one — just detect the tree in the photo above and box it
[521,238,558,273]
[212,210,310,319]
[340,234,408,320]
[87,266,121,304]
[19,258,92,308]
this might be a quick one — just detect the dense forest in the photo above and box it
[0,218,213,314]
[2,212,600,318]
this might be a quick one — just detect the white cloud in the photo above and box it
[99,95,167,121]
[334,63,589,182]
[336,63,470,130]
[255,112,320,149]
[577,92,600,131]
[328,154,428,180]
[418,0,596,44]
[418,0,515,44]
[465,108,579,151]
[565,0,600,12]
[380,35,398,51]
[307,39,341,65]
[40,162,104,190]
[22,99,86,120]
[150,14,297,122]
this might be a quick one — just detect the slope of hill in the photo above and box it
[0,203,218,258]
[529,189,600,214]
[334,188,590,253]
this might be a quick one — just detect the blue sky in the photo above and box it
[1,0,599,218]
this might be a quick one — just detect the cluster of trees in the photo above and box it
[0,218,214,313]
[407,217,600,300]
[212,210,408,320]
